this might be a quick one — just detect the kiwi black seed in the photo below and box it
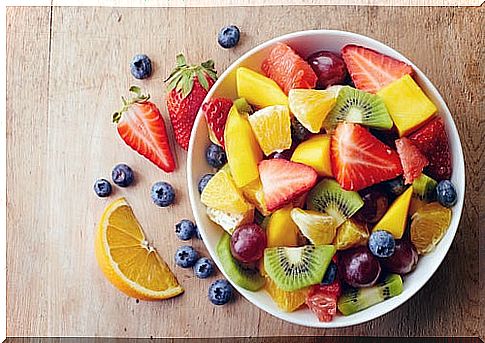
[264,245,335,292]
[216,233,265,291]
[338,274,403,315]
[412,173,438,201]
[307,179,364,227]
[323,86,393,131]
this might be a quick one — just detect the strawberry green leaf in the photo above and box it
[182,75,194,98]
[176,54,187,67]
[197,70,209,90]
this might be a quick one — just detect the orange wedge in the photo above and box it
[95,198,183,300]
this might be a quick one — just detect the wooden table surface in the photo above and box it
[6,5,483,338]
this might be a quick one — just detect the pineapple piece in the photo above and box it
[206,206,254,235]
[377,74,437,136]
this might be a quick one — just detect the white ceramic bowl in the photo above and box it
[187,30,465,328]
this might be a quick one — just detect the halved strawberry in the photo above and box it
[201,97,233,148]
[331,123,403,191]
[342,45,413,94]
[113,86,176,172]
[408,116,452,181]
[261,42,317,94]
[395,137,428,184]
[306,281,341,322]
[258,159,318,212]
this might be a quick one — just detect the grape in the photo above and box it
[307,51,348,89]
[230,224,267,263]
[380,240,418,275]
[355,188,389,224]
[338,246,381,288]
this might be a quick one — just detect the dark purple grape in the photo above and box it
[307,51,348,89]
[230,224,267,263]
[380,240,418,275]
[355,188,389,224]
[338,246,381,288]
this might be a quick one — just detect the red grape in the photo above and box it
[380,240,418,274]
[230,224,267,263]
[306,51,348,89]
[338,246,381,288]
[355,188,389,224]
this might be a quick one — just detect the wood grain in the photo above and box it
[6,5,483,338]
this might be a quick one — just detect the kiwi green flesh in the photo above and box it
[412,173,437,201]
[216,233,265,291]
[323,86,393,131]
[264,245,336,292]
[307,179,364,227]
[338,274,403,316]
[234,97,253,115]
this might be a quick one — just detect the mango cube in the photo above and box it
[266,206,299,248]
[373,186,413,239]
[291,134,332,177]
[236,67,288,108]
[377,74,437,136]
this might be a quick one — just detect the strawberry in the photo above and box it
[408,116,452,181]
[342,44,413,94]
[306,281,341,322]
[165,54,217,150]
[258,159,318,212]
[113,86,176,172]
[201,97,233,148]
[331,123,403,191]
[261,42,317,94]
[395,137,428,184]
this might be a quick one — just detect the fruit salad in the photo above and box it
[198,42,457,322]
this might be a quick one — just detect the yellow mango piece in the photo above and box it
[291,134,332,177]
[333,220,369,250]
[377,74,437,137]
[266,206,299,248]
[236,67,288,108]
[241,178,271,216]
[373,186,413,239]
[224,105,263,188]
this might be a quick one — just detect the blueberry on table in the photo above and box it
[436,180,457,208]
[111,163,134,187]
[174,246,199,268]
[198,173,214,194]
[194,257,214,279]
[175,219,196,241]
[321,261,338,285]
[151,181,175,207]
[205,143,227,168]
[368,230,396,258]
[208,279,232,305]
[130,54,152,79]
[217,25,240,49]
[94,179,112,197]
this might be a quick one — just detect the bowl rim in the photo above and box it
[187,29,466,328]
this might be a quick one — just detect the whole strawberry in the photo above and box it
[113,86,176,172]
[165,54,217,150]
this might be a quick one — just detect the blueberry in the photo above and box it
[151,181,175,207]
[217,25,240,49]
[436,180,457,208]
[93,179,112,197]
[368,230,395,258]
[193,257,214,279]
[208,279,232,305]
[111,163,134,187]
[175,219,196,241]
[321,261,338,285]
[291,118,310,141]
[130,54,152,79]
[174,246,199,268]
[198,173,214,194]
[205,144,227,168]
[383,176,406,197]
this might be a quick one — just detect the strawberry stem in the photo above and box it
[112,86,150,123]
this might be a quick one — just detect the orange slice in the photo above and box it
[265,277,309,312]
[410,202,451,254]
[95,198,183,300]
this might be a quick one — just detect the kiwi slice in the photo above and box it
[412,173,437,201]
[338,274,403,316]
[216,233,265,291]
[307,179,364,227]
[264,245,335,292]
[234,97,253,115]
[323,86,393,130]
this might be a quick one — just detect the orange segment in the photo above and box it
[265,277,309,312]
[333,220,369,250]
[95,198,183,300]
[410,202,451,254]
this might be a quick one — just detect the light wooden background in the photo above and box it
[6,5,483,338]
